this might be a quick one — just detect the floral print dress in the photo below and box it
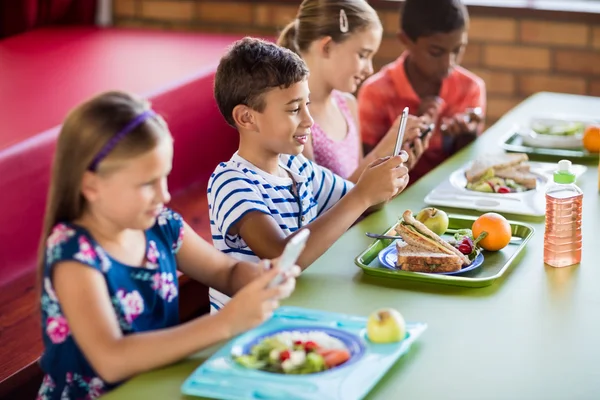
[37,208,184,400]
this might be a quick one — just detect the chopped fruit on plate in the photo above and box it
[532,120,585,136]
[234,331,350,374]
[465,154,538,193]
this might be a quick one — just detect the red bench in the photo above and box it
[0,26,251,396]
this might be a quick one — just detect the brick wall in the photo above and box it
[113,0,600,125]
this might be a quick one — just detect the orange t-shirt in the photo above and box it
[358,51,486,184]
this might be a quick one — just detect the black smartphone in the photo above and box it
[409,123,435,151]
[418,123,435,139]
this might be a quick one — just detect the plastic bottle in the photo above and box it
[544,160,583,268]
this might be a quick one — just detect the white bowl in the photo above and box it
[519,128,583,149]
[517,116,587,149]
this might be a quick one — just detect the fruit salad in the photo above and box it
[466,168,528,194]
[531,120,585,136]
[234,331,351,374]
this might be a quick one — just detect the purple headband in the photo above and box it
[88,109,157,171]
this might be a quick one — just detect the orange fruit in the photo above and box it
[472,212,511,251]
[583,125,600,153]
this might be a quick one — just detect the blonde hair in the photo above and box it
[277,0,381,55]
[37,91,170,281]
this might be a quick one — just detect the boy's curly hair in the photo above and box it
[214,37,309,127]
[401,0,469,42]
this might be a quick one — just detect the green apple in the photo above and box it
[366,308,406,344]
[415,207,449,236]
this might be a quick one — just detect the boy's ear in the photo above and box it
[397,31,412,47]
[316,36,334,58]
[232,104,257,131]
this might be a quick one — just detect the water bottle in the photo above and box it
[543,160,583,268]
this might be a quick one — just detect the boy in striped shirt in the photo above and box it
[207,38,410,312]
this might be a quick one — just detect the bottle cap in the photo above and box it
[554,159,576,184]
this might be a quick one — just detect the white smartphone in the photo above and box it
[268,229,310,288]
[393,107,409,157]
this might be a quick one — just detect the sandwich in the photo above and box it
[493,167,537,190]
[465,153,528,182]
[394,210,471,273]
[465,153,538,192]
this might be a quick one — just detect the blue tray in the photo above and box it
[181,306,427,400]
[378,242,485,275]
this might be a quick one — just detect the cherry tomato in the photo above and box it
[304,341,319,352]
[279,350,291,361]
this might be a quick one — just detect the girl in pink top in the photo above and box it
[310,90,360,179]
[278,0,425,182]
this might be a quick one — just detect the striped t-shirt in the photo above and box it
[207,152,353,312]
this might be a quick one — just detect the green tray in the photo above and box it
[354,215,534,288]
[500,132,599,161]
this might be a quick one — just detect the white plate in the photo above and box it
[424,161,587,217]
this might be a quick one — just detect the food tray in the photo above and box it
[354,215,534,288]
[500,130,598,162]
[423,161,586,217]
[181,306,427,400]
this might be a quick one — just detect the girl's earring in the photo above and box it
[339,9,349,33]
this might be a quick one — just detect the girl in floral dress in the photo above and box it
[37,91,299,400]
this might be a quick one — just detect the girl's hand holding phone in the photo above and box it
[219,261,300,337]
[375,114,421,159]
[404,121,434,170]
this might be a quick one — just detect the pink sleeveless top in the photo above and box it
[311,91,360,180]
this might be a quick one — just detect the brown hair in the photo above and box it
[277,0,381,55]
[214,37,309,127]
[37,91,170,282]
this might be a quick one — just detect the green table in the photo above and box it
[105,93,600,400]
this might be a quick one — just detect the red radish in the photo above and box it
[279,350,291,361]
[458,237,473,254]
[497,186,511,194]
[322,349,350,368]
[458,244,472,254]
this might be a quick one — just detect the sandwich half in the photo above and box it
[393,210,471,273]
[396,244,463,273]
[493,166,537,189]
[465,153,528,183]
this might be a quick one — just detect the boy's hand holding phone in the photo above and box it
[440,107,483,139]
[358,103,410,206]
[355,154,409,207]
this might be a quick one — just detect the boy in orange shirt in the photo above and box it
[358,0,486,184]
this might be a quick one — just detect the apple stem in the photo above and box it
[378,311,390,321]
